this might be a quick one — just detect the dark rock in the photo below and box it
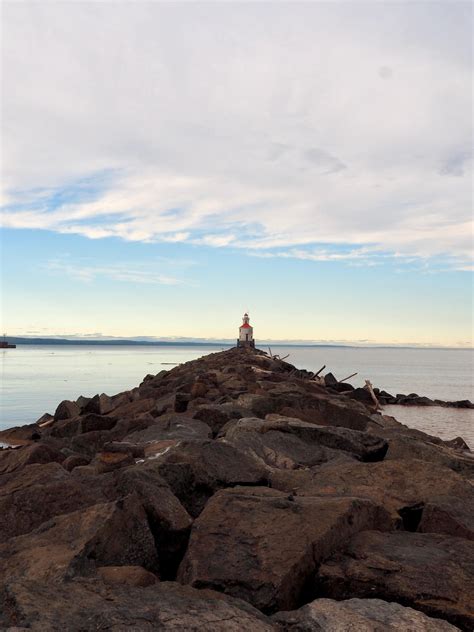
[96,451,135,473]
[451,400,474,409]
[190,381,209,398]
[49,416,81,438]
[324,373,338,387]
[75,395,91,410]
[62,454,90,471]
[272,597,460,631]
[174,392,191,413]
[108,397,156,419]
[0,579,274,631]
[0,422,40,446]
[125,414,212,445]
[273,457,474,539]
[402,396,435,406]
[53,399,80,422]
[0,463,110,541]
[35,413,54,427]
[153,441,268,517]
[221,417,343,470]
[192,406,230,436]
[347,388,373,404]
[333,382,355,392]
[178,487,391,613]
[318,530,474,630]
[97,565,158,587]
[0,444,64,475]
[102,441,145,458]
[113,466,192,579]
[277,397,373,432]
[0,496,159,582]
[82,393,115,415]
[444,436,471,451]
[80,413,118,433]
[261,416,389,462]
[373,427,474,476]
[70,430,116,456]
[236,393,279,418]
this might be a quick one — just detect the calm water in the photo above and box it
[1,345,473,446]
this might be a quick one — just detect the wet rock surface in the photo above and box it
[0,346,472,630]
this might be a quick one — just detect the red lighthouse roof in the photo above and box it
[240,322,251,329]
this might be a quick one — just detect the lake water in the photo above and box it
[1,345,473,446]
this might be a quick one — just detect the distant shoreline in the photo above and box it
[5,337,473,350]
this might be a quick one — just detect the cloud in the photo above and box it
[1,2,472,269]
[44,257,194,286]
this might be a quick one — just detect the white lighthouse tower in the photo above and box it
[237,313,255,348]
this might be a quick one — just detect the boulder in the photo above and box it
[113,466,193,578]
[0,460,192,567]
[324,373,338,387]
[333,382,355,393]
[371,427,474,476]
[222,415,388,468]
[107,397,156,419]
[192,406,231,436]
[101,440,145,458]
[318,530,474,631]
[347,388,374,405]
[62,454,90,471]
[0,579,274,631]
[35,413,54,427]
[0,463,111,542]
[0,422,40,445]
[0,496,159,582]
[0,444,64,475]
[236,393,278,418]
[276,397,373,432]
[125,414,212,445]
[83,393,115,415]
[178,487,392,612]
[152,441,268,517]
[75,395,91,410]
[174,392,191,413]
[272,597,460,631]
[190,381,209,399]
[260,416,388,462]
[79,413,118,434]
[96,451,135,473]
[272,457,474,539]
[97,565,158,587]
[53,400,80,422]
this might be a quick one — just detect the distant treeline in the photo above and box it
[7,337,230,347]
[7,337,351,348]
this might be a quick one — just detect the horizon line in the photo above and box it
[5,335,473,351]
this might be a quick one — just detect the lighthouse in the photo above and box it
[237,313,255,348]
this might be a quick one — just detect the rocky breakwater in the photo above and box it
[0,347,472,631]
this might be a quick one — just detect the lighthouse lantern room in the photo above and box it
[237,313,255,348]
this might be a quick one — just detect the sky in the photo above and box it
[0,1,472,347]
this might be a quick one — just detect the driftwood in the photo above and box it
[340,372,358,383]
[365,379,381,410]
[314,365,326,377]
[267,347,290,362]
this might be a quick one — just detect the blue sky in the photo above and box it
[0,2,472,346]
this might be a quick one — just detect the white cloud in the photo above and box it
[44,257,194,286]
[1,2,472,267]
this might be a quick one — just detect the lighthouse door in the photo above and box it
[246,334,249,341]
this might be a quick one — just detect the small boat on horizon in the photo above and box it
[1,334,16,349]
